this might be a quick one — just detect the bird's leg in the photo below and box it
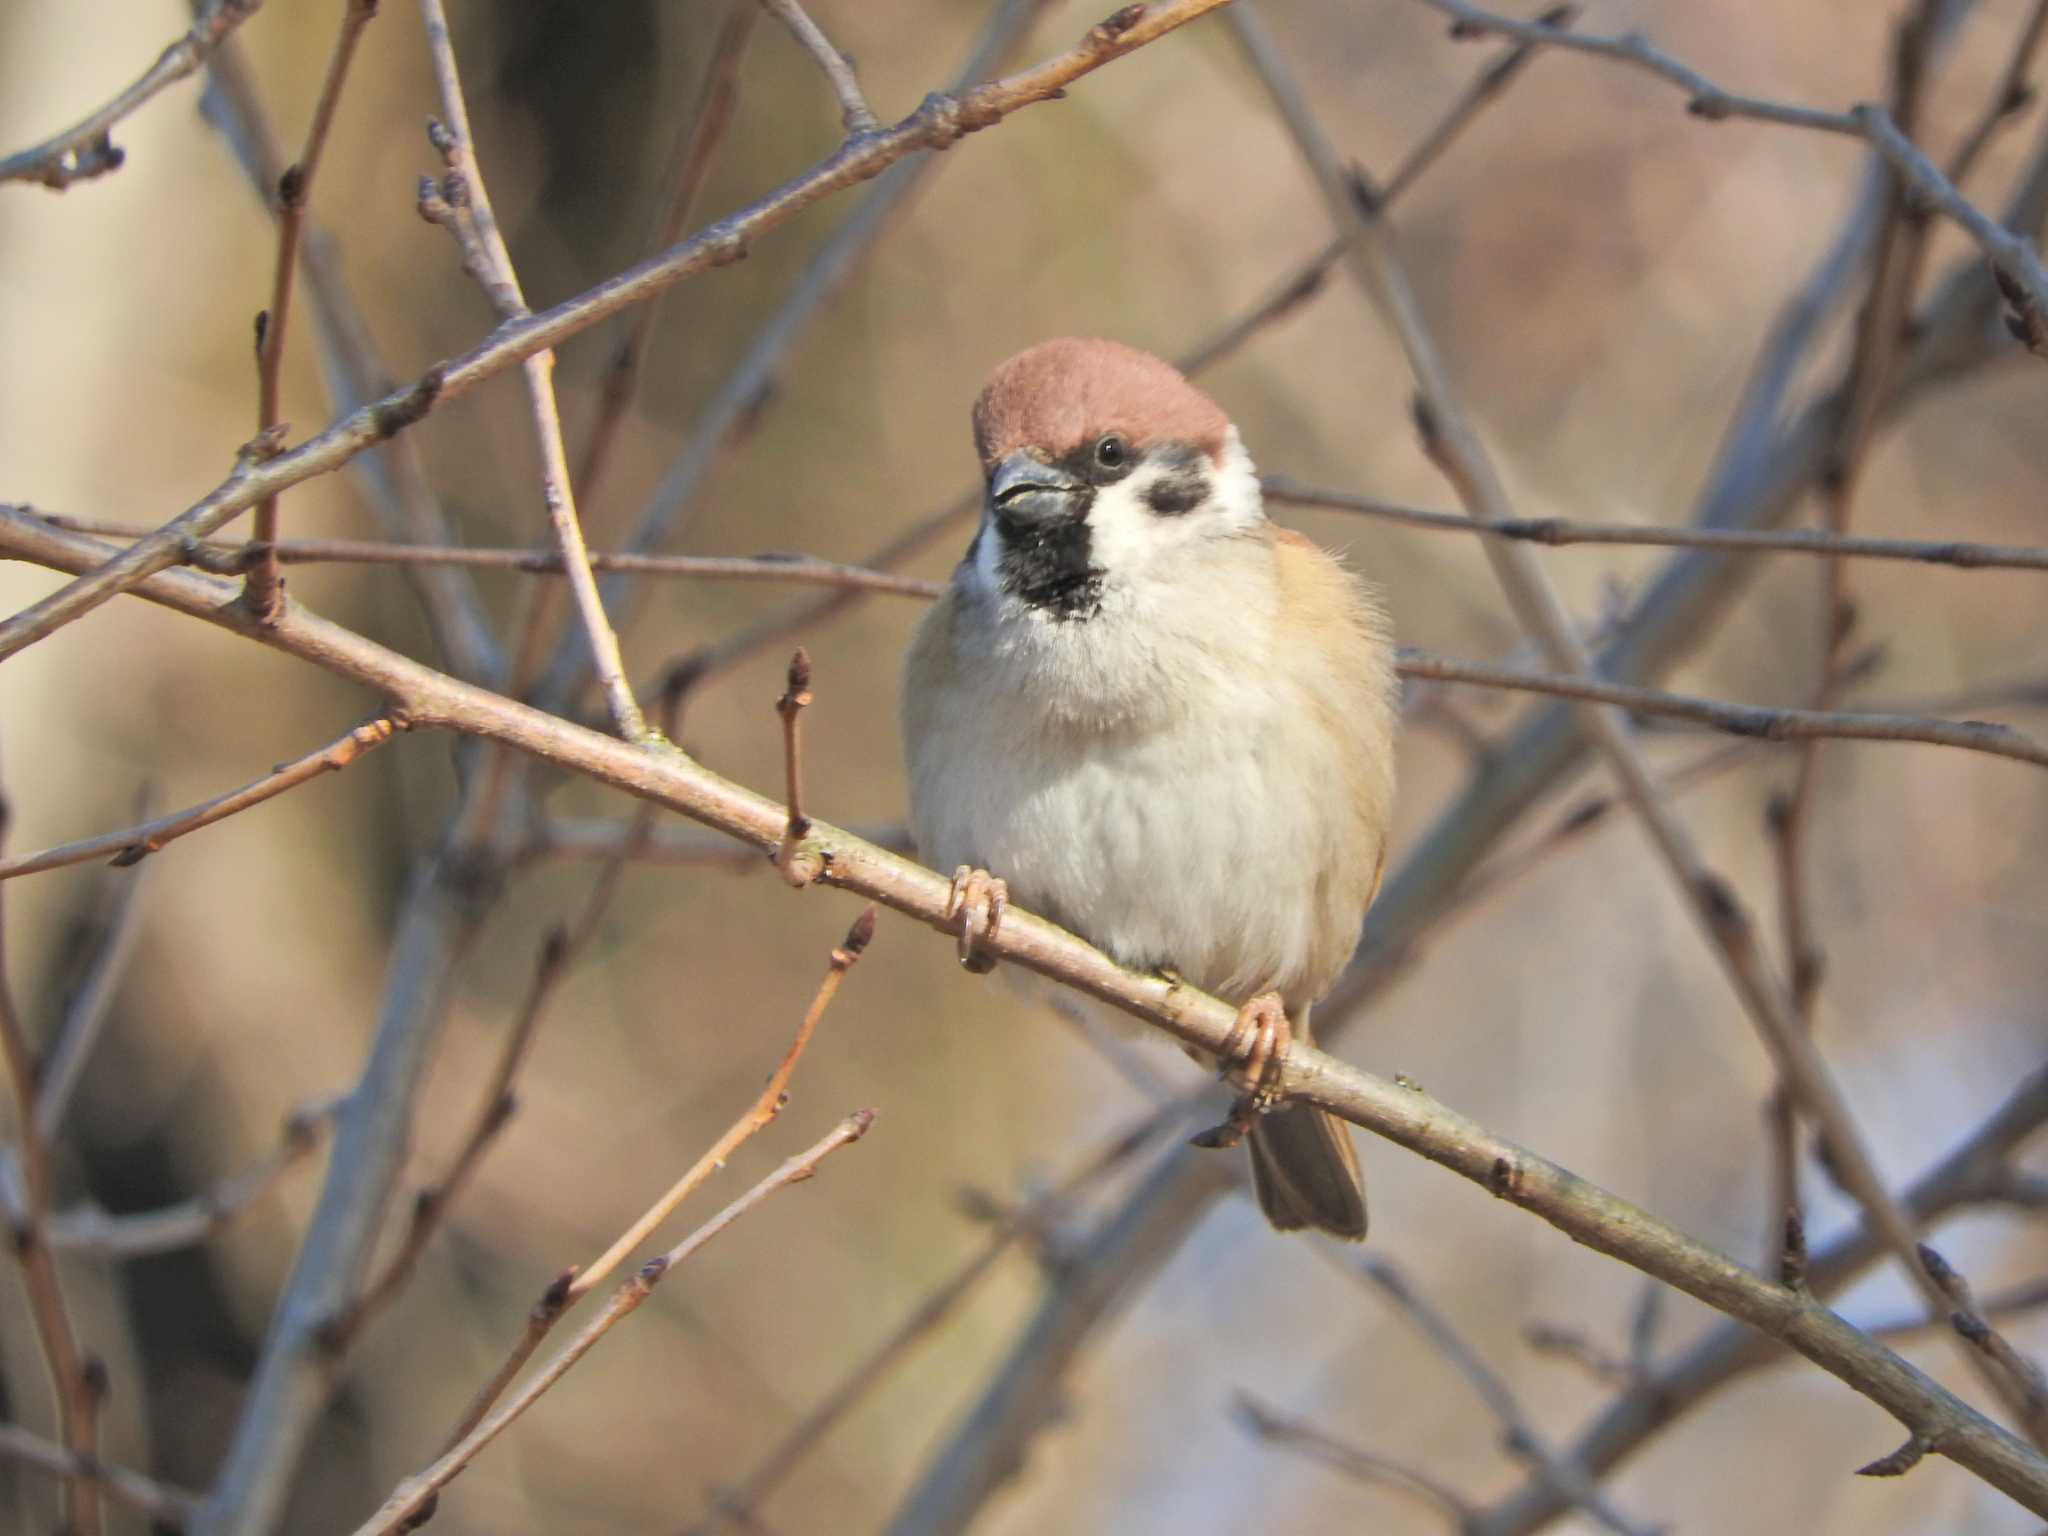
[1189,991,1291,1151]
[947,866,1008,974]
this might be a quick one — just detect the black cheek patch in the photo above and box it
[1144,469,1206,516]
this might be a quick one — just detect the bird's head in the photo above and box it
[963,337,1265,621]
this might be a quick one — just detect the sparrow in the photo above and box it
[900,337,1399,1240]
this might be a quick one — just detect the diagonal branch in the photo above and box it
[758,0,880,134]
[9,513,2048,1520]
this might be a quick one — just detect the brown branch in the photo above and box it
[0,0,1235,664]
[0,800,102,1534]
[46,1099,335,1258]
[0,715,406,881]
[1411,0,2048,323]
[1392,649,2048,771]
[0,1418,200,1527]
[0,0,261,189]
[437,907,876,1450]
[1234,1392,1475,1529]
[757,0,879,134]
[683,1104,1179,1536]
[772,649,821,886]
[245,0,380,621]
[415,0,647,742]
[1260,475,2048,572]
[353,1110,878,1536]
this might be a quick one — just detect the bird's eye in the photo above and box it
[1093,435,1128,471]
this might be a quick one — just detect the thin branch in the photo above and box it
[0,1418,200,1526]
[758,0,879,134]
[1393,648,2048,770]
[1260,475,2048,572]
[1410,0,2048,324]
[415,0,647,741]
[682,1103,1179,1536]
[0,716,406,881]
[0,0,261,189]
[352,1111,877,1536]
[46,1099,335,1258]
[246,0,380,621]
[437,907,877,1449]
[0,799,102,1534]
[34,850,151,1139]
[772,649,820,886]
[1233,1393,1474,1529]
[1922,1243,2048,1443]
[1353,1258,1655,1535]
[0,0,1232,664]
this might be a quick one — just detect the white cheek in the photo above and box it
[968,514,1002,596]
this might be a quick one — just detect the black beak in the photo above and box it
[988,453,1085,532]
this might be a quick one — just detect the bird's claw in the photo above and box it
[1190,992,1292,1151]
[948,866,1007,974]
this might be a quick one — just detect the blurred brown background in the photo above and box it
[1,0,2045,1531]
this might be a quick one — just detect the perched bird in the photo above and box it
[900,337,1399,1239]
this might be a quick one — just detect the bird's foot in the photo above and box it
[1189,991,1291,1151]
[947,866,1007,974]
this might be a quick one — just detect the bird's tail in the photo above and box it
[1245,1003,1366,1239]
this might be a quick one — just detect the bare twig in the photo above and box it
[758,0,879,134]
[0,1418,200,1526]
[1234,1392,1475,1529]
[439,907,876,1448]
[1393,649,2048,771]
[0,0,261,189]
[46,1099,335,1258]
[773,649,821,886]
[1260,475,2048,572]
[0,0,1232,664]
[0,716,406,881]
[245,0,380,621]
[353,1110,878,1536]
[0,799,102,1533]
[415,0,647,742]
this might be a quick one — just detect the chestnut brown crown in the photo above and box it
[971,337,1230,471]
